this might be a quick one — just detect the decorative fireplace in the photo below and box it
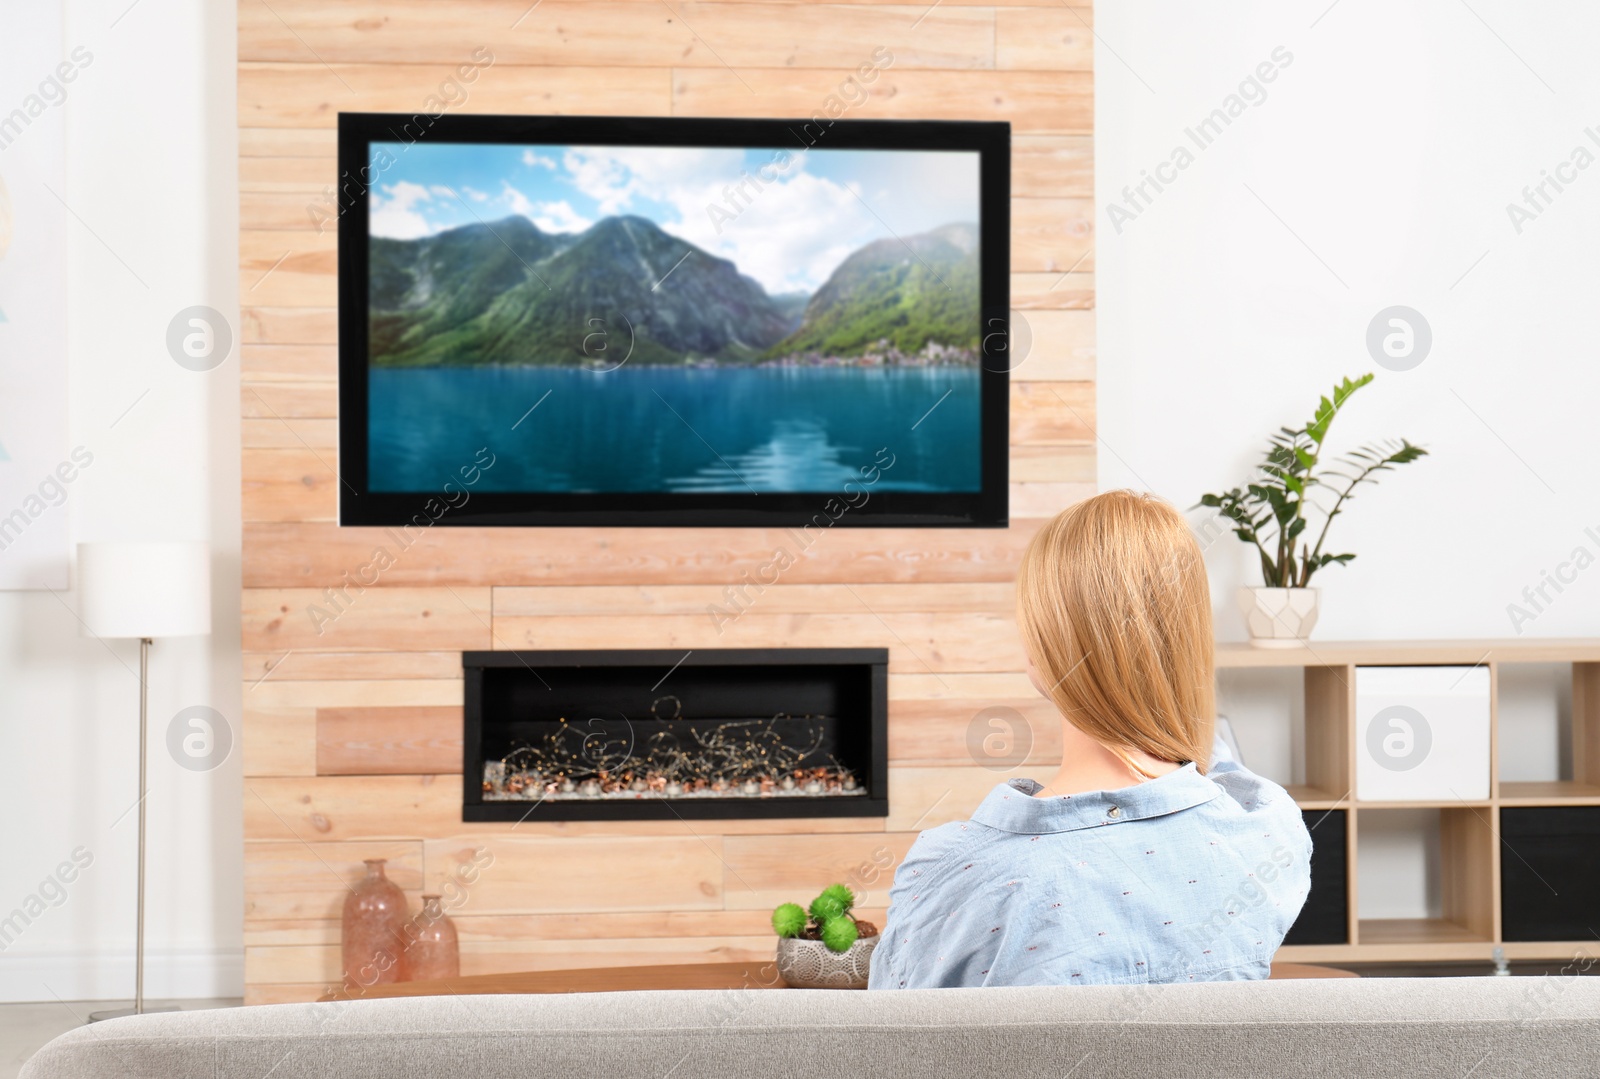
[462,649,888,821]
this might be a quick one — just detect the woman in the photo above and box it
[869,491,1311,989]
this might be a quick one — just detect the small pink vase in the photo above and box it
[405,894,460,981]
[342,859,408,989]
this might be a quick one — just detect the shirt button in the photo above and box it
[1107,806,1121,818]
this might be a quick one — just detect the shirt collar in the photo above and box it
[969,763,1219,834]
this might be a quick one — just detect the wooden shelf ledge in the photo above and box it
[1498,781,1600,805]
[1358,918,1488,946]
[1216,639,1600,669]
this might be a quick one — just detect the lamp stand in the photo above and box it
[89,639,177,1023]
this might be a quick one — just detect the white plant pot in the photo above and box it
[775,934,878,989]
[1237,586,1319,648]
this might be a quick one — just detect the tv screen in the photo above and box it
[337,114,1009,527]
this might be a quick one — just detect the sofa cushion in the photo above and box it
[21,977,1600,1079]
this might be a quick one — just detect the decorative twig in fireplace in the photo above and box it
[484,713,864,802]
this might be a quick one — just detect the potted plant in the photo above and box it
[1197,373,1427,648]
[771,883,879,989]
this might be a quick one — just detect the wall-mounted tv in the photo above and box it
[337,113,1010,528]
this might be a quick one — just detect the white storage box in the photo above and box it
[1356,665,1491,802]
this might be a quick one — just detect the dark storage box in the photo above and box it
[1283,808,1349,945]
[1501,806,1600,941]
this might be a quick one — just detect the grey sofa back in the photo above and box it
[22,977,1600,1079]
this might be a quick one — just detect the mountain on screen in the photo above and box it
[368,215,978,367]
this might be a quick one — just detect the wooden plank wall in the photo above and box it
[238,0,1094,1004]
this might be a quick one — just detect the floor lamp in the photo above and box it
[78,541,211,1020]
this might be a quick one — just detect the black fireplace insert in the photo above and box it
[463,649,889,821]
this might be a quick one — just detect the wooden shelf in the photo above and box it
[1358,918,1489,946]
[1284,784,1346,809]
[1216,638,1600,669]
[1498,781,1600,805]
[1352,799,1492,809]
[1235,644,1600,964]
[1278,939,1600,964]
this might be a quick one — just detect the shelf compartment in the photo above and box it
[1570,661,1599,789]
[1498,780,1600,804]
[1357,918,1491,946]
[1304,666,1353,802]
[1354,806,1496,944]
[1284,784,1346,808]
[1493,660,1599,801]
[1501,805,1600,941]
[1439,806,1497,941]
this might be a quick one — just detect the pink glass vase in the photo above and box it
[404,894,460,981]
[342,858,409,989]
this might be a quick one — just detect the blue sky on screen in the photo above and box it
[367,142,980,294]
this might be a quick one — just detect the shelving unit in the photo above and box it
[1216,639,1600,964]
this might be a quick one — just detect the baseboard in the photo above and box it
[0,948,244,1003]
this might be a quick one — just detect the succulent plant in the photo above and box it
[772,884,868,952]
[819,914,859,953]
[809,882,853,923]
[818,883,854,914]
[771,902,807,938]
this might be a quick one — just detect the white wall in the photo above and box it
[1096,0,1600,642]
[1097,0,1599,927]
[0,0,240,1001]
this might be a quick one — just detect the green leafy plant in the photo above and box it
[771,883,874,953]
[1197,373,1428,588]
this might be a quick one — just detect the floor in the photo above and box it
[0,999,240,1079]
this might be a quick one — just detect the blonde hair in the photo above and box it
[1016,490,1215,774]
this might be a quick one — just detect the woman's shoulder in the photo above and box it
[1202,760,1313,849]
[888,806,1012,897]
[901,817,985,871]
[1205,759,1301,811]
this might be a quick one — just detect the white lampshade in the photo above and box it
[78,541,212,639]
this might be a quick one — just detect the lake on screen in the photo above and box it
[368,365,982,494]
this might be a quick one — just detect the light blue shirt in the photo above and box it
[868,761,1312,989]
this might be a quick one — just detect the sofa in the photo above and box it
[22,977,1600,1078]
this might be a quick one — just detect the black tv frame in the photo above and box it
[336,112,1010,529]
